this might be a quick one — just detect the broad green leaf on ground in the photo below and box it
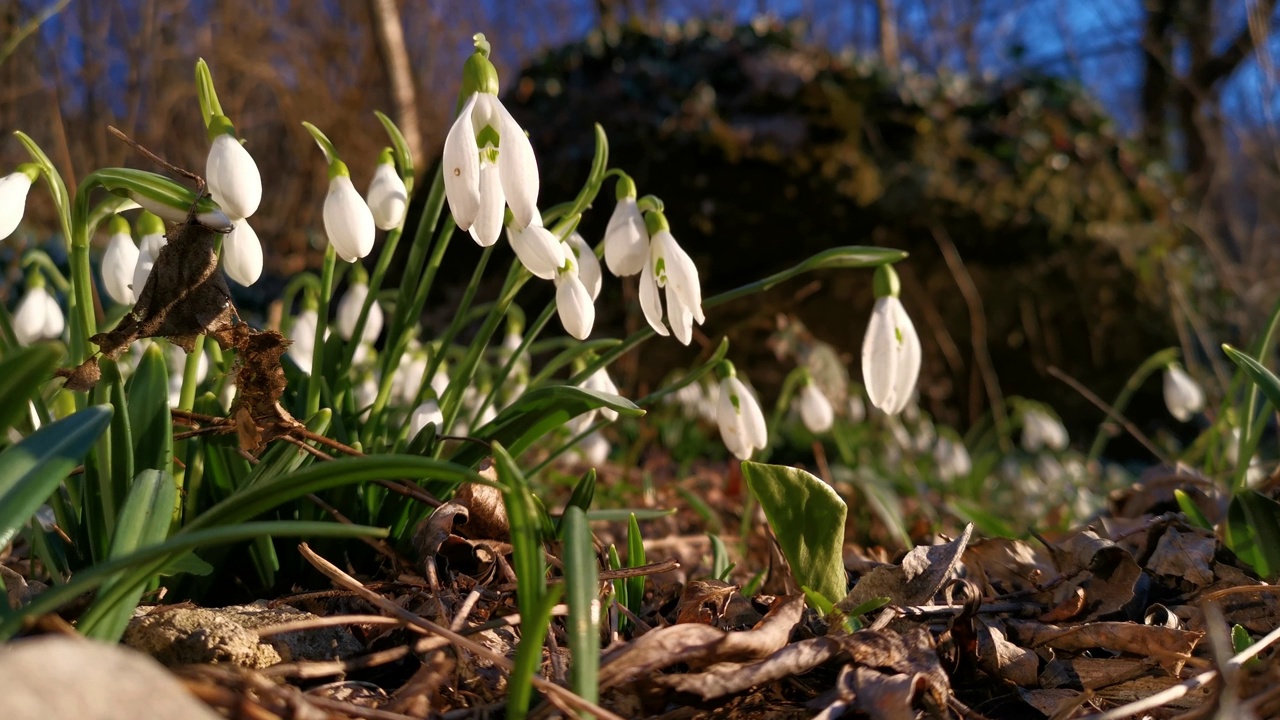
[741,461,848,605]
[448,385,643,469]
[126,343,172,474]
[0,405,113,549]
[1224,490,1280,581]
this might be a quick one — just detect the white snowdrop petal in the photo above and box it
[493,97,539,229]
[131,233,166,299]
[335,283,369,340]
[1163,365,1204,422]
[13,287,49,344]
[223,219,264,286]
[442,93,482,230]
[408,400,444,439]
[798,384,835,433]
[206,133,263,220]
[567,233,602,301]
[0,173,34,241]
[603,198,648,277]
[367,163,408,230]
[886,299,922,415]
[288,309,319,375]
[655,231,703,321]
[555,272,595,340]
[667,289,695,346]
[324,176,377,262]
[471,161,506,247]
[509,224,565,280]
[862,297,899,412]
[638,260,669,336]
[101,231,140,304]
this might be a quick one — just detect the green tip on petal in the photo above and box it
[25,268,46,290]
[714,360,736,380]
[137,210,165,237]
[615,174,637,201]
[873,264,901,299]
[328,159,351,180]
[643,208,671,236]
[461,47,500,96]
[207,114,236,142]
[350,262,369,285]
[108,214,131,236]
[377,147,395,166]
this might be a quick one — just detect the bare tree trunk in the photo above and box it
[1139,0,1173,158]
[368,0,423,171]
[876,0,900,66]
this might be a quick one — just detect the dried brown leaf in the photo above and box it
[652,637,843,700]
[675,580,739,626]
[1046,529,1141,620]
[1005,619,1202,673]
[976,617,1039,686]
[453,482,509,541]
[599,594,804,689]
[962,537,1055,597]
[838,524,973,612]
[1147,527,1215,587]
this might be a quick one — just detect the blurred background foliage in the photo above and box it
[2,0,1277,452]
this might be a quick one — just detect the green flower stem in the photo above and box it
[1085,347,1181,463]
[571,246,906,385]
[407,245,494,413]
[1233,295,1280,489]
[435,262,533,453]
[20,251,71,293]
[473,302,557,426]
[305,246,339,417]
[279,272,322,324]
[336,226,404,374]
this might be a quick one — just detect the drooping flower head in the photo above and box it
[101,214,140,305]
[795,373,835,433]
[131,211,167,298]
[12,270,64,345]
[603,175,647,276]
[507,209,567,280]
[639,208,704,345]
[323,159,376,262]
[205,114,262,221]
[367,148,409,231]
[336,263,383,344]
[287,293,325,375]
[1021,406,1068,452]
[1163,362,1204,423]
[0,164,39,241]
[861,264,921,416]
[223,218,263,286]
[714,361,767,460]
[566,232,602,301]
[554,255,595,341]
[443,34,539,246]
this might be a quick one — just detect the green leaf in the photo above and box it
[0,405,112,549]
[493,443,546,622]
[0,344,60,436]
[1174,489,1214,530]
[374,110,415,190]
[448,386,643,469]
[1224,491,1280,580]
[557,469,596,536]
[507,585,563,720]
[81,469,177,641]
[626,513,646,619]
[89,168,230,229]
[562,506,599,713]
[741,461,848,605]
[0,521,386,639]
[585,507,676,522]
[607,543,626,631]
[194,58,224,126]
[127,343,172,475]
[1223,344,1280,412]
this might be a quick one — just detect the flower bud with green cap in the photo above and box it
[13,269,64,345]
[862,263,921,415]
[443,33,540,243]
[288,290,326,375]
[367,147,408,230]
[101,214,140,304]
[336,262,383,344]
[794,369,835,433]
[604,174,646,276]
[205,114,262,221]
[0,163,39,241]
[323,159,376,262]
[713,360,767,460]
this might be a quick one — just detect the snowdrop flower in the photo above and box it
[1163,362,1204,422]
[603,177,647,276]
[582,368,620,422]
[205,115,262,221]
[507,210,567,280]
[101,215,140,304]
[933,436,971,481]
[367,148,408,230]
[354,375,378,420]
[166,343,209,405]
[408,399,444,439]
[573,431,610,466]
[1021,407,1068,452]
[555,258,595,340]
[639,210,704,345]
[847,394,866,423]
[795,377,834,433]
[1225,428,1268,487]
[443,34,539,244]
[566,232,601,301]
[715,362,767,460]
[131,211,167,297]
[287,304,324,375]
[335,268,383,343]
[12,277,64,344]
[0,165,38,240]
[861,265,921,415]
[391,350,428,406]
[323,160,376,262]
[223,218,263,286]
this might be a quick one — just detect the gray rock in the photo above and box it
[0,635,222,720]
